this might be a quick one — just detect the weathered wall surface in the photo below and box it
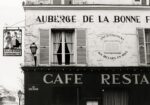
[24,8,150,66]
[26,0,134,5]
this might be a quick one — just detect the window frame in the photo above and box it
[51,0,74,4]
[134,0,149,5]
[39,28,87,66]
[137,28,150,66]
[51,29,76,66]
[144,28,150,64]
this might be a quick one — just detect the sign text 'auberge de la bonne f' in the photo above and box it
[36,15,150,23]
[43,73,150,85]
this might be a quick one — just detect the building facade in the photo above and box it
[22,1,150,105]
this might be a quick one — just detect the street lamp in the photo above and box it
[30,42,38,66]
[18,90,23,105]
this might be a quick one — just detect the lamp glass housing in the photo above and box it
[30,43,37,55]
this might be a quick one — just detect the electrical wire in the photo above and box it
[9,19,25,27]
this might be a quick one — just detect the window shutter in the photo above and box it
[53,0,61,4]
[76,29,86,64]
[40,29,49,64]
[137,28,146,64]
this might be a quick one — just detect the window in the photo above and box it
[52,29,74,65]
[52,0,73,4]
[142,0,147,5]
[39,28,86,66]
[137,28,150,65]
[103,91,128,105]
[38,0,50,4]
[145,29,150,64]
[134,0,149,5]
[135,0,140,1]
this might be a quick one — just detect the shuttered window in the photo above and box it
[53,0,61,4]
[39,28,86,65]
[76,29,86,64]
[137,28,150,65]
[52,29,74,65]
[40,29,49,65]
[52,0,73,4]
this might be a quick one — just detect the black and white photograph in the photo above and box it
[0,1,150,105]
[3,28,22,56]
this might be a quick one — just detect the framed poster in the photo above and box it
[3,28,22,56]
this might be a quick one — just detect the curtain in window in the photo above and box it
[65,31,73,64]
[103,91,128,105]
[53,32,62,64]
[65,31,72,53]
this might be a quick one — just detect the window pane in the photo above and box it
[65,43,73,53]
[52,29,74,65]
[70,54,73,64]
[65,31,73,43]
[146,43,150,54]
[147,54,150,64]
[145,29,150,42]
[103,91,128,105]
[53,31,62,64]
[53,32,62,43]
[53,0,61,4]
[65,0,72,4]
[65,31,73,64]
[54,43,62,53]
[53,54,62,65]
[65,54,73,64]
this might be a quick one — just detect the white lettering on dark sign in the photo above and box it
[43,74,83,84]
[43,73,150,85]
[101,74,150,85]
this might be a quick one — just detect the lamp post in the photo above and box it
[30,42,38,66]
[18,90,23,105]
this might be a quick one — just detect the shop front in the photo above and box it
[22,67,150,105]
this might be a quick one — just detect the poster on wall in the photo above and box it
[3,28,22,56]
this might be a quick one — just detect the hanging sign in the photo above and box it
[3,28,22,56]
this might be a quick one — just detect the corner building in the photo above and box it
[22,1,150,105]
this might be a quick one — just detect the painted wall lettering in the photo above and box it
[36,15,150,23]
[36,15,76,23]
[113,15,141,23]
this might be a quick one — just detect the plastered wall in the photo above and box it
[26,0,134,5]
[24,8,150,66]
